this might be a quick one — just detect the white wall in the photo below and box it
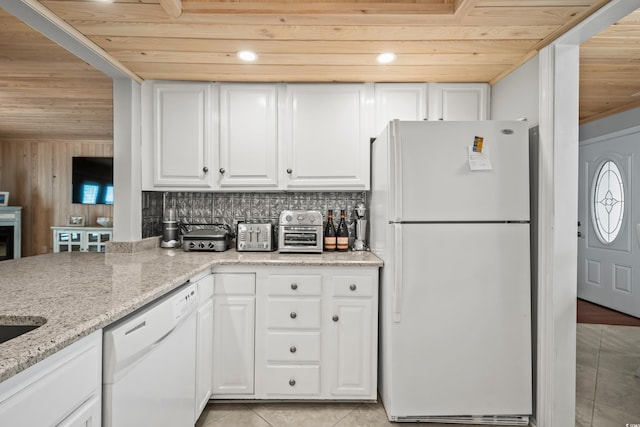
[580,106,640,141]
[490,55,540,124]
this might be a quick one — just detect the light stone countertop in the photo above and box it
[0,248,382,384]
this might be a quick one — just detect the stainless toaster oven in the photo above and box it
[278,210,323,253]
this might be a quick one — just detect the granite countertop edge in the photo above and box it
[0,248,382,384]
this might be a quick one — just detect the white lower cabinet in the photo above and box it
[0,330,102,426]
[57,393,101,427]
[211,266,378,401]
[211,273,256,397]
[327,274,376,397]
[195,273,214,420]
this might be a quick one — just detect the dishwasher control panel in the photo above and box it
[173,286,196,321]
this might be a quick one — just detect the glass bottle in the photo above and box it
[336,209,349,252]
[324,210,337,251]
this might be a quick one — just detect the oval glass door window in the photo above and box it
[592,160,625,243]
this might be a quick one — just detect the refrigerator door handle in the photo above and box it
[393,224,403,322]
[391,120,402,222]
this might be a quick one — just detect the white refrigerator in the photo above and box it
[370,120,532,425]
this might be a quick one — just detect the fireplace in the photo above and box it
[0,207,22,261]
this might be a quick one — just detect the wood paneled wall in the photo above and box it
[0,139,114,256]
[0,10,114,257]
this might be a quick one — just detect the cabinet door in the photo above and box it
[212,295,255,395]
[218,84,279,189]
[374,83,428,136]
[195,298,214,417]
[85,230,112,253]
[284,84,372,190]
[328,298,375,398]
[54,230,83,253]
[56,393,101,427]
[428,83,490,121]
[148,82,213,188]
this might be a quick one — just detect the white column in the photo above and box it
[113,79,142,242]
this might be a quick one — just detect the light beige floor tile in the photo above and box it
[197,403,271,427]
[333,402,394,426]
[600,325,640,354]
[577,324,603,352]
[577,324,602,372]
[576,362,598,400]
[592,401,637,427]
[247,401,357,427]
[598,349,640,377]
[594,365,640,418]
[576,395,594,427]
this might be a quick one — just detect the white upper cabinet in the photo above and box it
[283,84,373,190]
[141,81,489,191]
[142,81,216,190]
[374,83,428,136]
[428,83,490,121]
[218,84,280,189]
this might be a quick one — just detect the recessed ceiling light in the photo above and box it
[376,52,397,64]
[237,50,258,62]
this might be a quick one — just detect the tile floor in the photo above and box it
[196,323,640,427]
[576,323,640,427]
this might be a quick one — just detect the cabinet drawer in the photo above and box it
[267,332,321,362]
[332,276,374,297]
[267,275,321,296]
[264,365,320,396]
[267,298,321,329]
[214,274,255,295]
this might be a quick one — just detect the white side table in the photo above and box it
[51,226,112,253]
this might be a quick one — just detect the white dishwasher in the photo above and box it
[103,282,198,427]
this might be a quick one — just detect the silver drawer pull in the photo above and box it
[289,379,296,387]
[349,284,357,291]
[290,312,297,319]
[332,315,339,322]
[291,283,298,290]
[290,346,297,353]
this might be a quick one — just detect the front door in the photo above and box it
[577,129,640,317]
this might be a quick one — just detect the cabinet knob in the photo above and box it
[349,284,357,291]
[291,283,298,290]
[332,315,339,322]
[290,312,297,319]
[219,168,225,174]
[203,166,209,173]
[289,379,296,387]
[287,168,293,174]
[290,346,297,353]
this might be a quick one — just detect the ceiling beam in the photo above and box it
[1,0,141,82]
[160,0,182,18]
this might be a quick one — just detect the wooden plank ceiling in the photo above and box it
[1,0,639,124]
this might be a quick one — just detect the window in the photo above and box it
[81,184,100,204]
[592,160,625,243]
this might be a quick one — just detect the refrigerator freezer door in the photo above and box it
[391,120,530,222]
[385,222,532,417]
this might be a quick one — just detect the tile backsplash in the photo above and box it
[142,191,366,239]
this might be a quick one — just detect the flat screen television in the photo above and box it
[72,157,114,205]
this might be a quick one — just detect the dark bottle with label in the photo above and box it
[324,210,337,251]
[336,209,349,252]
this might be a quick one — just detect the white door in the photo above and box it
[387,223,531,416]
[374,83,428,136]
[150,82,213,188]
[283,84,372,190]
[578,130,640,317]
[218,83,279,189]
[392,120,530,222]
